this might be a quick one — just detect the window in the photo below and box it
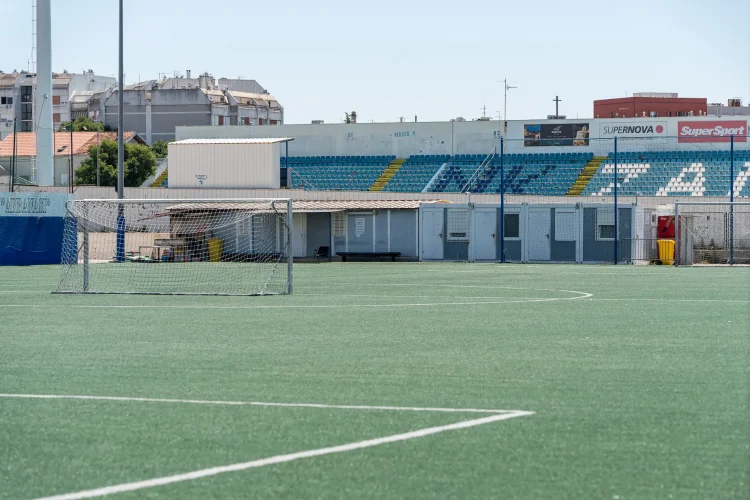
[53,113,61,123]
[596,208,615,241]
[218,115,225,126]
[504,213,520,238]
[258,118,264,126]
[446,208,470,242]
[52,95,61,105]
[332,212,347,238]
[0,97,9,105]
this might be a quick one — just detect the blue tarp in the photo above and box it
[0,216,66,265]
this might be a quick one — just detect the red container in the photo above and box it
[657,215,675,239]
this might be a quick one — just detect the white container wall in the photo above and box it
[167,139,282,189]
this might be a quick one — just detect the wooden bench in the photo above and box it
[336,251,401,262]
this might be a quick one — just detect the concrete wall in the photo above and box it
[177,116,750,157]
[105,89,211,144]
[0,155,85,185]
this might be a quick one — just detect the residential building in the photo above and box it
[101,73,283,144]
[0,70,116,140]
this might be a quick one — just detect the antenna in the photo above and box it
[31,0,36,74]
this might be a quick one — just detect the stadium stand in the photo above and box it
[426,152,592,194]
[383,155,451,192]
[583,150,750,197]
[284,156,395,191]
[155,151,750,196]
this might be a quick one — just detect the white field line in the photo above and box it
[35,410,533,500]
[587,298,750,304]
[0,393,524,414]
[0,296,590,310]
[1,287,592,309]
[0,291,560,300]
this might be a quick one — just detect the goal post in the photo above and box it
[675,202,750,266]
[55,198,293,295]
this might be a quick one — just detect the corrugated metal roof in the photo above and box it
[166,199,448,212]
[171,138,295,145]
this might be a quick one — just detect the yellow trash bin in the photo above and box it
[207,238,223,262]
[657,239,675,265]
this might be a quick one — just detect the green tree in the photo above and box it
[58,116,105,132]
[150,140,170,158]
[74,139,156,187]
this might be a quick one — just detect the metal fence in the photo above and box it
[450,135,750,265]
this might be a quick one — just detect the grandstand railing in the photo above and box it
[461,147,496,194]
[422,156,453,193]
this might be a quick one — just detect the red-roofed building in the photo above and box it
[0,131,145,186]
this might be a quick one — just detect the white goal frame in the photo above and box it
[675,201,750,266]
[55,198,293,295]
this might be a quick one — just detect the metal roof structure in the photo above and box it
[170,138,295,145]
[165,199,449,213]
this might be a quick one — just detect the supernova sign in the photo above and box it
[599,122,666,139]
[678,120,747,143]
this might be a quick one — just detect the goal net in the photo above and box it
[55,199,293,295]
[675,202,750,266]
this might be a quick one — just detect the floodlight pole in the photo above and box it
[729,135,734,265]
[287,199,293,294]
[115,0,125,262]
[503,79,516,126]
[117,0,124,200]
[613,136,618,265]
[499,137,505,263]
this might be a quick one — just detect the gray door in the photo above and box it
[292,213,307,258]
[527,208,551,261]
[473,209,496,261]
[421,210,444,260]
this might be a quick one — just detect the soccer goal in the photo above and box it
[55,199,293,295]
[675,202,750,266]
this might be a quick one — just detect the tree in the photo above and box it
[150,140,170,158]
[74,139,156,187]
[58,116,105,132]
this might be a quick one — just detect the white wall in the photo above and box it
[167,142,280,189]
[177,116,750,157]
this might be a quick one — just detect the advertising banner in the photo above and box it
[524,123,590,147]
[599,121,667,140]
[677,120,747,143]
[0,192,69,217]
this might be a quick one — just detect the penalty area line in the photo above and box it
[35,410,533,500]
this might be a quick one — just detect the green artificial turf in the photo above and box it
[0,263,748,499]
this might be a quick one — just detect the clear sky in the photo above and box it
[3,0,749,124]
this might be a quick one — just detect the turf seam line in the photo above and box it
[0,393,526,414]
[33,410,534,500]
